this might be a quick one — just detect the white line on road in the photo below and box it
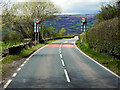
[24,61,27,64]
[26,58,29,61]
[12,73,17,77]
[21,63,24,67]
[17,68,21,71]
[59,47,61,51]
[59,51,61,54]
[3,79,12,89]
[60,54,62,58]
[64,69,70,83]
[61,59,65,67]
[75,44,120,79]
[3,44,51,89]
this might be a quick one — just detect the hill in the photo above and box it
[42,14,96,34]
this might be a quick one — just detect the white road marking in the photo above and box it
[17,68,21,71]
[64,69,70,83]
[59,47,61,50]
[3,79,12,89]
[26,44,47,62]
[21,63,24,67]
[75,43,120,79]
[60,54,63,58]
[12,73,17,77]
[3,43,54,89]
[59,51,61,54]
[24,61,27,64]
[63,41,68,43]
[26,58,29,61]
[61,59,65,67]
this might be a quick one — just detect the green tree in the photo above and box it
[2,0,61,40]
[59,28,66,37]
[95,3,119,22]
[2,34,10,43]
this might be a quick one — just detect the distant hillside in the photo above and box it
[42,14,96,34]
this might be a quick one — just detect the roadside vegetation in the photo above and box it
[1,0,67,55]
[0,0,70,80]
[1,38,64,77]
[77,1,120,75]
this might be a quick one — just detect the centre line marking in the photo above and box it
[12,73,17,77]
[64,69,71,83]
[59,51,61,53]
[60,54,62,58]
[59,47,61,51]
[3,79,12,89]
[61,59,65,67]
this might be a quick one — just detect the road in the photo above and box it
[4,36,119,89]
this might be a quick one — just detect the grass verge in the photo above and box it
[1,39,64,77]
[2,39,62,64]
[76,40,120,76]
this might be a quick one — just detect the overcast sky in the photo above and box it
[0,0,113,15]
[50,0,112,14]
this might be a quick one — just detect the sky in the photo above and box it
[0,0,113,15]
[50,0,112,14]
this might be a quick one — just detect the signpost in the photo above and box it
[34,18,41,45]
[81,17,87,43]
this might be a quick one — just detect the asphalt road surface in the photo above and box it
[5,36,120,89]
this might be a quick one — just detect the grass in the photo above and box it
[76,40,120,76]
[1,38,64,76]
[1,39,63,65]
[0,41,22,55]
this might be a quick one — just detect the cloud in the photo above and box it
[50,0,110,14]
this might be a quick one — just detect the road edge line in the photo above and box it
[74,42,120,79]
[3,79,12,89]
[3,44,48,89]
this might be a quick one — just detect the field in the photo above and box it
[42,14,95,34]
[2,15,95,36]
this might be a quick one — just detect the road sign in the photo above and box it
[35,18,40,24]
[81,17,86,23]
[34,18,41,32]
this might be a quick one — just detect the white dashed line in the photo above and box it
[17,68,21,71]
[61,59,65,67]
[60,54,63,58]
[3,43,52,89]
[24,61,27,64]
[21,64,24,67]
[3,79,12,89]
[64,69,70,83]
[59,47,61,51]
[26,58,29,61]
[59,51,61,54]
[12,73,17,77]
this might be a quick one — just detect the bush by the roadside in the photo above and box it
[87,17,120,59]
[76,40,120,75]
